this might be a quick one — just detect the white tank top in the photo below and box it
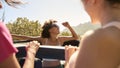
[102,21,120,29]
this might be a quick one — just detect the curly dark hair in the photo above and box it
[41,20,59,38]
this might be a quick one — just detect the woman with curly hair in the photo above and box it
[12,19,78,68]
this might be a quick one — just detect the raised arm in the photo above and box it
[62,22,78,41]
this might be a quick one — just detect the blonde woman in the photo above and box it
[66,0,120,68]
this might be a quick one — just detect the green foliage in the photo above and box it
[60,31,71,36]
[6,17,72,36]
[6,17,100,38]
[6,17,42,36]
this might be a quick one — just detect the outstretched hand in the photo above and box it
[26,41,40,55]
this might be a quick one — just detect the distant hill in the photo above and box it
[62,22,101,35]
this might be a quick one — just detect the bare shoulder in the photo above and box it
[82,27,120,46]
[76,28,120,68]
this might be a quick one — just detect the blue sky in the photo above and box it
[1,0,90,30]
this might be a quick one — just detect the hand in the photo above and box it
[62,22,70,27]
[26,41,40,55]
[65,45,78,62]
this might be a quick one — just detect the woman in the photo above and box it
[66,0,120,68]
[0,0,40,68]
[12,19,78,68]
[12,20,78,45]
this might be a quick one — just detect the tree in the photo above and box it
[6,17,42,36]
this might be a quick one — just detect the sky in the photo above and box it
[0,0,91,30]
